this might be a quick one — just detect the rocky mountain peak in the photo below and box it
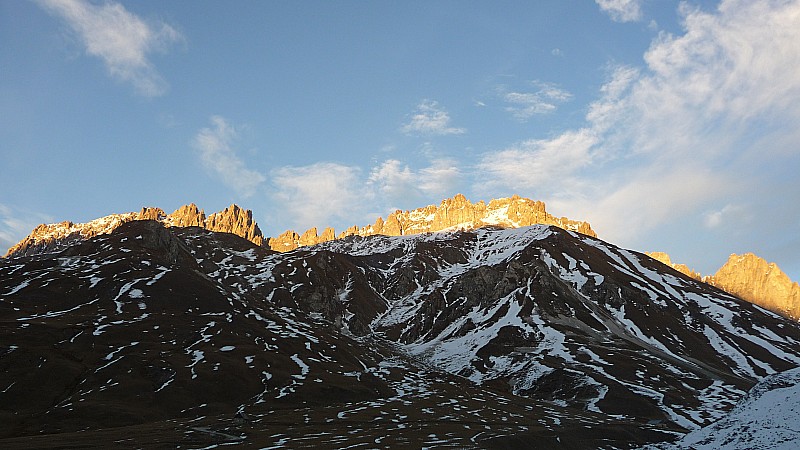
[266,193,596,251]
[136,207,166,221]
[647,251,799,320]
[3,203,265,258]
[707,253,800,320]
[165,203,205,227]
[646,251,702,280]
[4,195,598,257]
[3,213,138,258]
[205,204,265,247]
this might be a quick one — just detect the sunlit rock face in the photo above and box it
[205,204,265,247]
[5,194,594,258]
[268,193,596,251]
[4,203,266,257]
[647,251,800,321]
[164,203,205,228]
[706,253,800,320]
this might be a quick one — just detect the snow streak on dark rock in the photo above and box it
[1,220,799,448]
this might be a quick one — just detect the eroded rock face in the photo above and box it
[165,203,205,228]
[137,207,166,221]
[3,214,139,258]
[646,251,799,320]
[4,204,266,257]
[5,194,595,260]
[205,204,265,247]
[707,253,800,320]
[271,194,597,250]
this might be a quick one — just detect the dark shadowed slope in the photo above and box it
[2,220,799,448]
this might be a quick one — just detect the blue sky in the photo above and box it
[2,0,800,281]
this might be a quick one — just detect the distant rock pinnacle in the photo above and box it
[205,204,264,247]
[647,251,800,320]
[707,253,800,320]
[645,252,702,280]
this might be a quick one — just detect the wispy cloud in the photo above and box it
[595,0,643,23]
[36,0,183,96]
[401,100,466,136]
[192,116,266,197]
[478,0,800,257]
[268,157,463,232]
[0,204,53,254]
[368,158,461,205]
[478,129,597,196]
[502,82,572,121]
[271,162,363,230]
[703,204,746,229]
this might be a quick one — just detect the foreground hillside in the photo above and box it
[2,216,800,448]
[661,367,800,449]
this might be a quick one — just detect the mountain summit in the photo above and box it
[648,251,800,321]
[3,203,265,258]
[267,193,596,251]
[4,194,594,258]
[6,195,798,322]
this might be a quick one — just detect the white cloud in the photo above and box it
[595,0,643,23]
[401,100,466,136]
[567,167,730,244]
[0,204,53,255]
[477,129,597,196]
[37,0,182,96]
[503,82,572,121]
[703,204,746,229]
[192,116,266,197]
[271,162,363,230]
[369,158,461,204]
[478,0,800,255]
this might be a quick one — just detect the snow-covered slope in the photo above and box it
[657,367,800,449]
[312,226,800,431]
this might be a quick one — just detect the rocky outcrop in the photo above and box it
[3,213,139,258]
[646,252,702,280]
[268,230,300,252]
[137,207,166,221]
[165,203,206,228]
[272,194,596,250]
[646,251,799,320]
[4,204,266,257]
[706,253,800,320]
[205,204,265,247]
[5,195,593,259]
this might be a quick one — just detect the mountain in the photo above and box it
[8,195,794,324]
[648,252,800,321]
[267,193,596,251]
[645,252,702,281]
[2,207,800,448]
[3,194,594,257]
